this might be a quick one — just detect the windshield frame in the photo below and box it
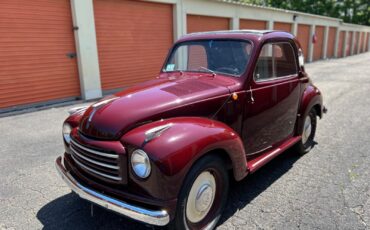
[161,38,254,78]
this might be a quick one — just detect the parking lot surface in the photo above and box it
[1,53,370,229]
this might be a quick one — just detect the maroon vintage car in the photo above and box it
[56,30,325,229]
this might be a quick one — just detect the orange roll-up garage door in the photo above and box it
[187,15,230,33]
[313,26,324,61]
[0,0,80,110]
[327,27,336,58]
[94,0,173,91]
[337,31,345,58]
[274,22,292,33]
[240,19,266,30]
[297,24,310,60]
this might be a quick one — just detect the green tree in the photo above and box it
[233,0,369,25]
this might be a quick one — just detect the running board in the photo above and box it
[247,136,301,173]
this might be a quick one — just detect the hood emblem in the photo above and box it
[144,123,172,144]
[85,97,119,128]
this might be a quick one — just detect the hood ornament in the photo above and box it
[86,96,119,125]
[68,105,88,115]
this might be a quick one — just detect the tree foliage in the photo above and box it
[234,0,370,26]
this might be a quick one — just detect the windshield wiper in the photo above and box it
[163,69,184,76]
[200,66,216,77]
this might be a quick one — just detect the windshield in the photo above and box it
[163,40,253,77]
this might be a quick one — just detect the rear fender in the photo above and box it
[296,85,323,135]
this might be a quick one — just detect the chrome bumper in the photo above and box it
[55,156,170,226]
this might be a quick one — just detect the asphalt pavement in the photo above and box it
[1,52,370,229]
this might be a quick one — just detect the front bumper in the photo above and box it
[55,156,170,226]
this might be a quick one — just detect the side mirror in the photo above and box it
[298,71,309,83]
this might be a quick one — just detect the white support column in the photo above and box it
[173,0,185,40]
[322,26,329,59]
[231,17,239,30]
[308,24,315,62]
[182,6,187,35]
[350,31,356,55]
[267,20,274,30]
[343,31,348,57]
[292,22,298,36]
[367,32,370,52]
[70,0,102,100]
[334,28,340,58]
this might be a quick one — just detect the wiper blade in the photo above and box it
[199,66,216,77]
[162,69,184,76]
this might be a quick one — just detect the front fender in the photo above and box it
[121,117,247,200]
[297,84,323,135]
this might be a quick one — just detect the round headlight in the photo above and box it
[62,123,72,144]
[131,149,151,178]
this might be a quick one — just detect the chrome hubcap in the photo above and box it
[186,171,216,223]
[302,116,312,144]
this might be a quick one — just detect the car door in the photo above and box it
[242,41,300,155]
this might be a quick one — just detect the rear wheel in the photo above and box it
[295,108,317,154]
[170,155,229,230]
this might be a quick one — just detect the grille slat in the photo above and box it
[71,154,122,181]
[70,146,119,170]
[73,147,117,164]
[73,153,119,175]
[70,138,122,182]
[71,139,118,159]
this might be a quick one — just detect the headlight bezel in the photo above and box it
[131,149,151,179]
[62,122,72,144]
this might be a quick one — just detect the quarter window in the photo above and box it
[254,42,298,81]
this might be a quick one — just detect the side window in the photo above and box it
[254,42,298,81]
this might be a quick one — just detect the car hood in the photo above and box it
[78,73,239,140]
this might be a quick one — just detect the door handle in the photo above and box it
[299,77,309,83]
[66,52,77,59]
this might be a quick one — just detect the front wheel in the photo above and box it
[295,108,317,154]
[170,155,229,230]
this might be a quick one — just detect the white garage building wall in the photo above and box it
[70,0,369,102]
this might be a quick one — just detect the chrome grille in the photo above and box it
[70,139,122,182]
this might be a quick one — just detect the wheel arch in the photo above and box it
[296,85,323,135]
[189,148,236,182]
[120,117,248,200]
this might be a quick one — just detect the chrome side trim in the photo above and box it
[70,146,119,170]
[252,148,281,168]
[71,154,122,181]
[71,139,118,159]
[55,157,170,226]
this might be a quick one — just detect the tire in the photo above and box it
[295,108,317,154]
[170,155,229,230]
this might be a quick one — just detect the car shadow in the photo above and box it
[37,192,153,230]
[37,147,307,229]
